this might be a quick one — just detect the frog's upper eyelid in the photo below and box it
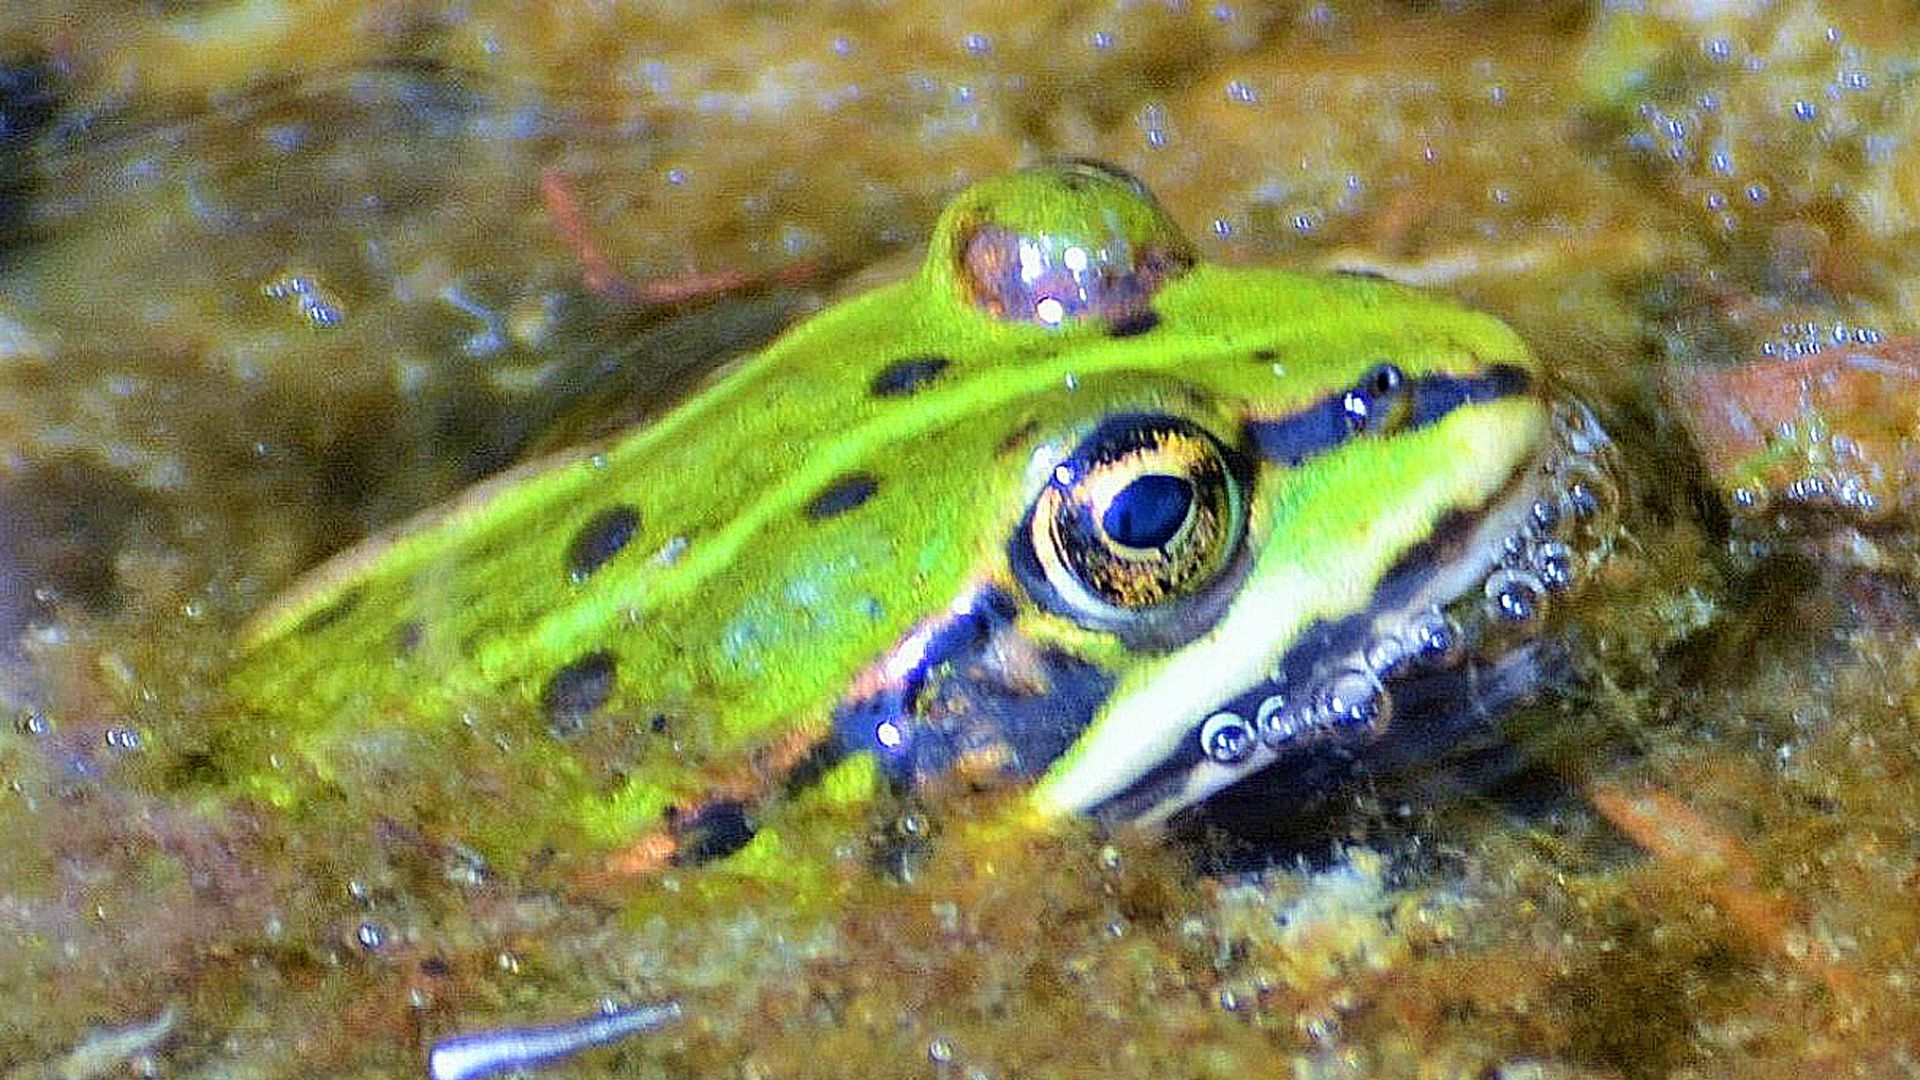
[1244,363,1532,466]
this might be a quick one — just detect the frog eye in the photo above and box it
[1018,415,1248,635]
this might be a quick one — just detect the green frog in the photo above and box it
[228,160,1616,885]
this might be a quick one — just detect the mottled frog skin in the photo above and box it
[230,161,1615,872]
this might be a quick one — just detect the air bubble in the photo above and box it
[1529,498,1562,534]
[1498,532,1531,567]
[1364,634,1411,678]
[1531,541,1575,592]
[1551,401,1609,455]
[1407,609,1462,666]
[1486,569,1545,623]
[1254,694,1298,746]
[103,728,142,750]
[1138,103,1172,149]
[1201,711,1257,764]
[1559,460,1618,526]
[1318,670,1388,731]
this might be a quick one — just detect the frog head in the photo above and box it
[230,161,1617,863]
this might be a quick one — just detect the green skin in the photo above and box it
[229,165,1546,873]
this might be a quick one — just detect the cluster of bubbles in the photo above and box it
[1606,17,1899,246]
[1199,403,1620,767]
[1725,319,1897,520]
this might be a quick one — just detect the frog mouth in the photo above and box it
[1084,400,1622,827]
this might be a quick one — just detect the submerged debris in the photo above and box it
[1668,334,1920,525]
[426,1000,683,1080]
[2,1007,177,1080]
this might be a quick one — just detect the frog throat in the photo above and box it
[833,399,1620,827]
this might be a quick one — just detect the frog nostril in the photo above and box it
[1341,363,1409,434]
[1102,474,1193,550]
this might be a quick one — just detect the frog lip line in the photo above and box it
[1086,400,1621,827]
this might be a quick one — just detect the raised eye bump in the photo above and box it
[1200,711,1257,765]
[1020,414,1247,627]
[935,162,1197,328]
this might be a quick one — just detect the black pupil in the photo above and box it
[1102,473,1193,549]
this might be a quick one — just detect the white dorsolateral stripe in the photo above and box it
[426,1001,683,1080]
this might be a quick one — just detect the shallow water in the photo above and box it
[2,3,1918,1078]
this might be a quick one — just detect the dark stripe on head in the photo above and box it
[1406,364,1532,427]
[870,355,952,397]
[805,472,880,521]
[780,737,854,798]
[1246,363,1531,466]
